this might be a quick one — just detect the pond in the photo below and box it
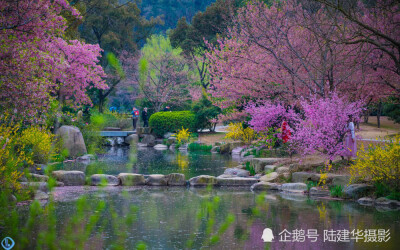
[56,146,240,178]
[49,186,400,250]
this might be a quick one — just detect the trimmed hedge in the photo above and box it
[149,111,196,137]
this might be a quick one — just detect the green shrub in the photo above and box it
[149,111,196,137]
[188,143,212,152]
[306,180,318,191]
[245,162,256,176]
[330,185,344,198]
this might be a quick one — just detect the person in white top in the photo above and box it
[344,115,357,162]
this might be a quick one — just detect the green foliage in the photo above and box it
[330,185,344,198]
[191,92,221,131]
[384,96,400,124]
[245,161,256,176]
[387,192,400,201]
[374,182,391,198]
[188,143,212,152]
[107,52,125,79]
[149,111,196,137]
[306,180,318,191]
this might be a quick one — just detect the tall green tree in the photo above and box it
[75,0,162,112]
[138,35,191,112]
[169,0,239,89]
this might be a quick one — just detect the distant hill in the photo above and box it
[139,0,217,33]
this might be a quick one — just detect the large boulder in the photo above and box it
[142,134,156,147]
[291,172,313,183]
[309,187,330,197]
[56,126,87,158]
[90,174,119,186]
[276,167,290,175]
[125,134,139,145]
[219,142,244,154]
[331,175,352,187]
[280,183,308,193]
[146,174,168,186]
[343,184,374,199]
[251,182,281,191]
[137,127,152,138]
[166,173,186,186]
[375,197,400,208]
[118,173,146,186]
[216,177,258,186]
[52,170,85,186]
[247,158,282,174]
[223,168,250,177]
[259,172,279,182]
[189,175,217,187]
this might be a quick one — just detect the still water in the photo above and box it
[59,146,240,178]
[51,186,400,250]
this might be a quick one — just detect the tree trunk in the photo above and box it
[363,109,369,123]
[377,101,382,128]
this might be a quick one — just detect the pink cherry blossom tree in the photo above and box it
[291,92,364,161]
[0,0,107,121]
[206,0,388,114]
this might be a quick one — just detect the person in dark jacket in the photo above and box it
[142,107,149,127]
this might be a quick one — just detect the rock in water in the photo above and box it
[90,174,119,186]
[56,126,87,158]
[189,175,217,187]
[343,184,374,199]
[142,134,156,147]
[154,144,168,150]
[251,182,281,191]
[52,170,85,186]
[224,168,250,177]
[125,134,139,145]
[118,173,146,186]
[166,173,186,186]
[280,183,308,193]
[146,174,168,186]
[259,172,279,182]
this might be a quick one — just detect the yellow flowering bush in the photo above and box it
[176,127,191,144]
[225,123,257,144]
[19,127,54,164]
[350,136,400,191]
[0,124,28,191]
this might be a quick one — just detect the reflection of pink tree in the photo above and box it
[0,0,107,120]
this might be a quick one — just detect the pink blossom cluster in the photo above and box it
[0,0,107,120]
[245,101,300,132]
[291,93,364,160]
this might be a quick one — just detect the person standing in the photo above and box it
[281,118,291,143]
[142,107,149,127]
[344,115,357,162]
[131,107,139,130]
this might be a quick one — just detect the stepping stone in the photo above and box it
[146,174,168,186]
[52,170,85,186]
[118,173,145,186]
[251,182,281,191]
[216,177,258,186]
[189,175,217,187]
[90,174,119,186]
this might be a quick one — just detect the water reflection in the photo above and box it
[50,187,400,250]
[65,147,240,178]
